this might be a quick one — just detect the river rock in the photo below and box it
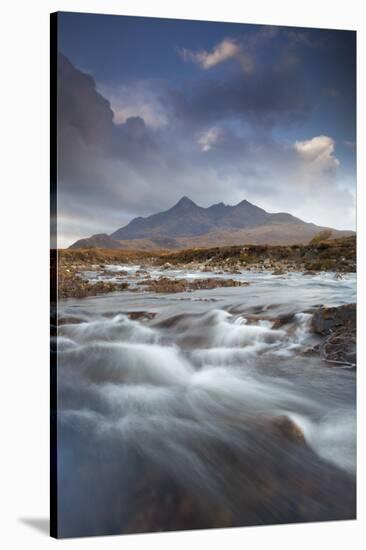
[311,303,356,366]
[272,268,286,276]
[144,277,250,293]
[127,311,157,321]
[271,415,306,445]
[311,303,356,336]
[272,312,295,328]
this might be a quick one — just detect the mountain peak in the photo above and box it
[235,198,267,212]
[237,199,250,206]
[173,196,197,208]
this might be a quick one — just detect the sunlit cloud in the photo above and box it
[182,38,252,72]
[294,135,340,172]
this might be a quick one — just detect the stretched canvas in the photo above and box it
[50,11,356,539]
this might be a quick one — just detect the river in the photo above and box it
[54,266,356,537]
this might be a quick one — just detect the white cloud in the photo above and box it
[197,127,221,151]
[294,135,340,172]
[112,103,167,128]
[182,38,252,71]
[98,83,168,128]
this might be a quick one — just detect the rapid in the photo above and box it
[54,266,356,537]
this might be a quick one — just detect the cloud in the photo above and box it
[294,135,340,172]
[181,27,321,75]
[58,53,114,148]
[57,53,165,245]
[166,64,308,128]
[285,135,354,229]
[182,38,252,72]
[57,54,355,247]
[197,127,222,151]
[173,27,324,130]
[98,81,168,128]
[182,38,239,68]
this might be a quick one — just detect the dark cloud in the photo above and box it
[57,53,166,244]
[172,24,327,130]
[165,64,310,129]
[58,53,114,148]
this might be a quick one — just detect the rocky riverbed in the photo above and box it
[56,235,355,299]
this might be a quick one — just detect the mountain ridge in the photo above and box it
[69,196,354,250]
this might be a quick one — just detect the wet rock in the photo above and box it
[57,316,84,326]
[271,415,306,445]
[311,304,356,336]
[144,277,188,293]
[300,345,320,356]
[272,313,295,328]
[322,332,356,366]
[127,311,157,321]
[311,304,356,367]
[58,268,129,298]
[144,277,250,293]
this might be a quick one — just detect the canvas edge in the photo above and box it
[50,10,59,540]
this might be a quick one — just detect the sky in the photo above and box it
[56,12,356,248]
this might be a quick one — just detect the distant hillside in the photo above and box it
[69,197,354,250]
[69,233,123,250]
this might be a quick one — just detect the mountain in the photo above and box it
[110,196,295,240]
[68,233,123,250]
[69,197,354,250]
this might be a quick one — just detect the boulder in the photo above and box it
[311,304,356,336]
[311,304,356,367]
[271,415,306,445]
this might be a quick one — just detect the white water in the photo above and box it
[56,267,356,537]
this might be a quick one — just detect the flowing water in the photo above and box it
[54,267,356,537]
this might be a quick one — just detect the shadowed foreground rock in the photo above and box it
[122,420,355,535]
[311,304,356,367]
